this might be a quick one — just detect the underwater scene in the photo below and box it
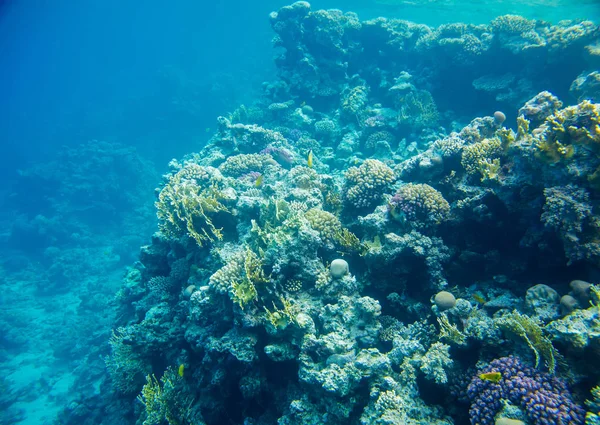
[2,0,600,424]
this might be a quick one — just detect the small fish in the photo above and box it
[307,150,314,168]
[255,174,264,187]
[178,364,185,377]
[472,293,486,304]
[205,128,211,133]
[479,371,502,383]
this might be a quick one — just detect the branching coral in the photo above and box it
[105,328,151,395]
[209,247,268,309]
[461,137,504,181]
[138,367,196,425]
[218,153,276,177]
[496,311,557,373]
[468,356,585,425]
[156,164,229,247]
[388,183,450,229]
[343,159,395,209]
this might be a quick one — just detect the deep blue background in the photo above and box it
[1,0,598,177]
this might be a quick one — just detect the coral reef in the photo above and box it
[34,3,600,425]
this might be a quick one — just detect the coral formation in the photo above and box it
[30,3,600,425]
[468,356,585,425]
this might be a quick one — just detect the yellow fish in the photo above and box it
[479,371,502,383]
[307,150,314,168]
[178,364,185,377]
[472,293,486,304]
[255,174,264,187]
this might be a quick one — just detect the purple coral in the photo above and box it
[467,356,585,425]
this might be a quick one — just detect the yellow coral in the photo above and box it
[263,297,297,329]
[209,247,268,309]
[461,137,504,180]
[497,311,556,372]
[156,165,228,247]
[534,100,600,164]
[137,368,193,425]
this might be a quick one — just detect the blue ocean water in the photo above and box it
[1,1,600,424]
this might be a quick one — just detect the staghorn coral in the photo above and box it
[343,159,395,209]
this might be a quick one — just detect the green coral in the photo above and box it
[497,311,557,372]
[105,328,151,395]
[437,314,467,346]
[334,227,365,255]
[263,297,297,329]
[156,164,229,247]
[586,386,600,425]
[209,247,268,309]
[137,368,195,425]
